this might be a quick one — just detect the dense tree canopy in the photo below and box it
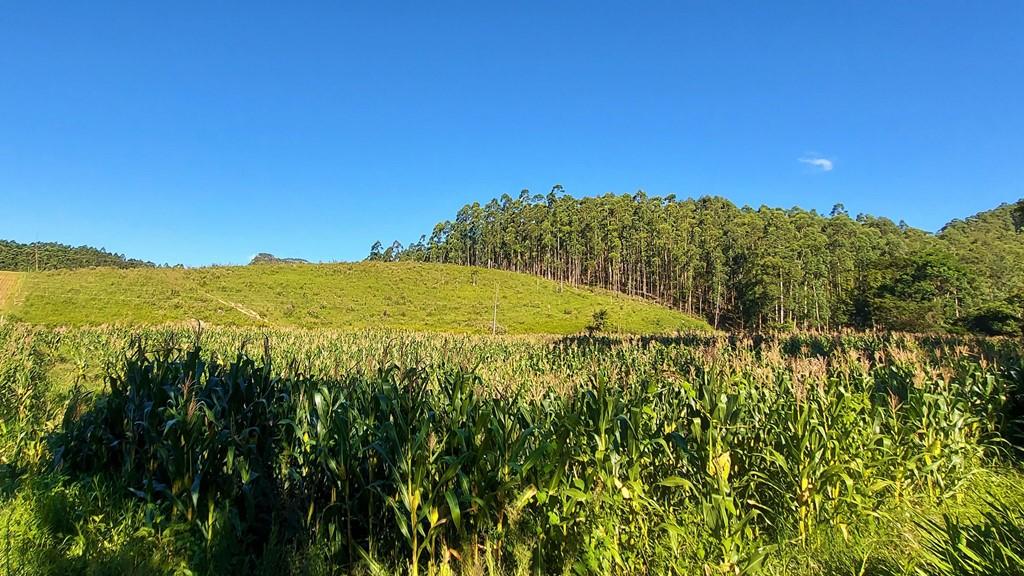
[374,189,1024,333]
[0,240,154,271]
[1013,200,1024,233]
[938,202,1024,309]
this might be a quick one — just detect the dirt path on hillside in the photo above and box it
[0,272,21,311]
[203,291,265,322]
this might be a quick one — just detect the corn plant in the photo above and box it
[6,324,1017,574]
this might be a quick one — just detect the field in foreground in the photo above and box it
[0,262,708,334]
[1,322,1023,575]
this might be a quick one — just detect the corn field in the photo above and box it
[1,321,1023,575]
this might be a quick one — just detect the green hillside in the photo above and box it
[939,201,1024,304]
[0,262,708,334]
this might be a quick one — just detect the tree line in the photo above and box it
[0,240,154,271]
[370,188,1024,334]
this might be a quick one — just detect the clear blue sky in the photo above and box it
[2,2,1022,266]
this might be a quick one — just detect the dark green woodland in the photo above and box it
[377,192,1024,334]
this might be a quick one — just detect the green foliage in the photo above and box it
[940,200,1024,317]
[2,324,1024,574]
[0,239,153,271]
[916,498,1024,575]
[863,248,968,332]
[963,304,1023,337]
[382,190,1024,333]
[2,263,707,334]
[367,241,406,262]
[584,309,608,335]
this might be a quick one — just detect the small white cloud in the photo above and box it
[799,155,834,172]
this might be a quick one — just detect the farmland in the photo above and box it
[1,322,1022,575]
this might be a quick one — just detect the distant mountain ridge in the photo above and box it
[249,253,311,265]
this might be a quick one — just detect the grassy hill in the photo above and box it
[0,262,708,334]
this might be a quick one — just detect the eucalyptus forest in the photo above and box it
[376,191,1024,335]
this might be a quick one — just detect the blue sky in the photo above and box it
[2,2,1022,266]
